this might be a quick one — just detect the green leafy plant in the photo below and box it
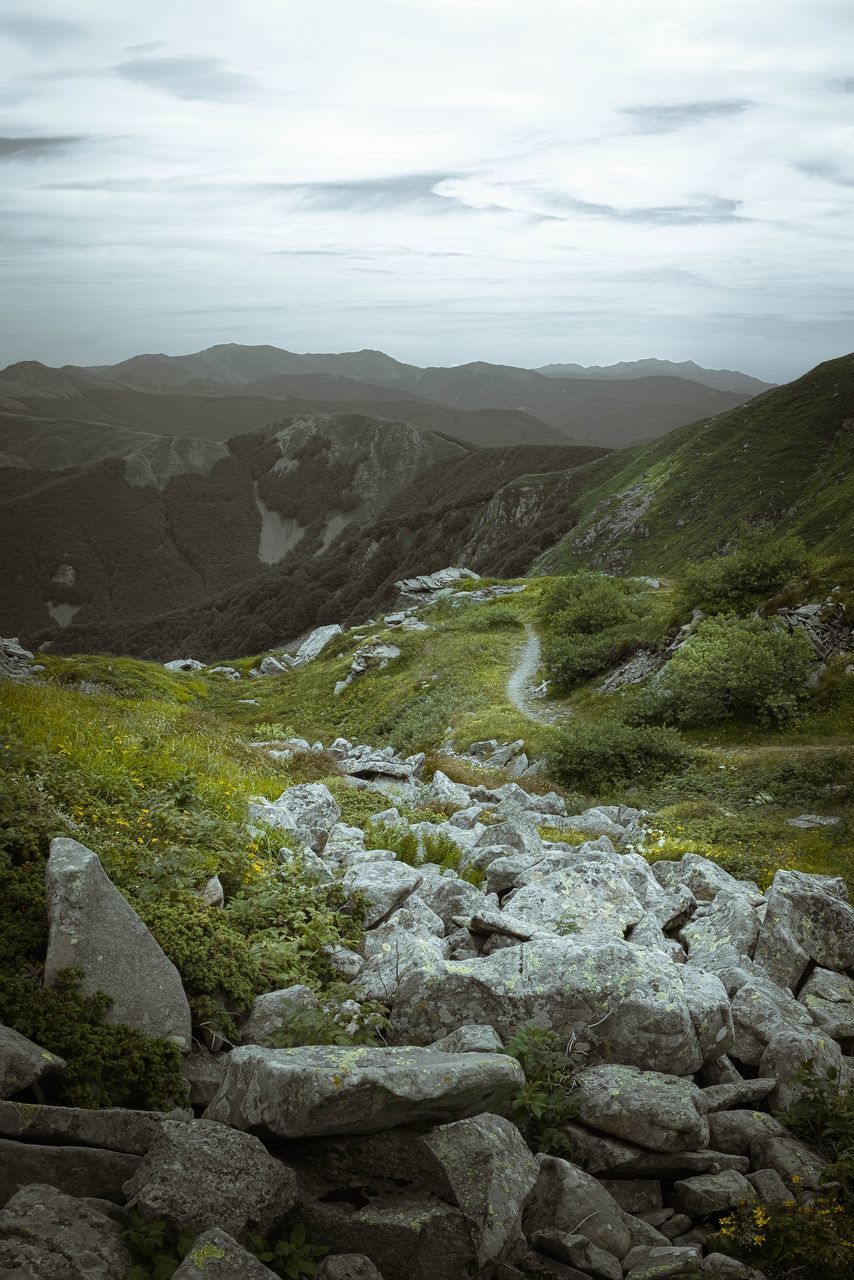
[502,1023,583,1155]
[246,1226,329,1279]
[123,1212,196,1280]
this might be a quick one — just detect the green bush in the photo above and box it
[546,719,690,793]
[680,535,808,615]
[629,615,815,727]
[0,969,186,1110]
[502,1024,582,1156]
[538,571,636,634]
[541,632,621,692]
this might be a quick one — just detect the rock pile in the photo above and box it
[0,637,36,682]
[2,751,852,1280]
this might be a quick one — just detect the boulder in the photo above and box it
[429,1024,504,1053]
[164,658,205,672]
[259,654,289,676]
[523,1155,632,1259]
[355,914,447,1004]
[729,972,813,1064]
[241,984,319,1044]
[798,966,854,1039]
[318,1257,384,1280]
[249,782,341,852]
[0,1023,66,1098]
[205,1045,523,1138]
[44,838,192,1050]
[123,1117,296,1235]
[0,1100,162,1154]
[679,891,760,971]
[759,1025,845,1110]
[574,1065,710,1152]
[529,1231,622,1280]
[343,861,423,927]
[504,861,645,938]
[0,1184,131,1279]
[0,637,35,682]
[423,770,472,812]
[421,1113,539,1265]
[294,624,344,665]
[672,1170,756,1216]
[753,869,854,989]
[652,854,758,903]
[182,1050,225,1107]
[0,1138,140,1204]
[172,1227,277,1278]
[387,936,731,1076]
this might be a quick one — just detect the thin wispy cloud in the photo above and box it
[0,135,87,159]
[114,55,253,102]
[623,99,755,134]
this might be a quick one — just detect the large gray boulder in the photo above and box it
[574,1065,710,1152]
[249,782,341,852]
[753,869,854,989]
[504,860,645,938]
[0,1138,140,1204]
[730,973,814,1064]
[0,1184,131,1279]
[123,1117,296,1235]
[44,838,192,1050]
[294,624,343,665]
[387,937,731,1075]
[342,861,423,927]
[205,1045,524,1138]
[523,1155,632,1260]
[0,1099,161,1154]
[241,984,318,1044]
[0,1023,66,1098]
[679,891,761,971]
[798,966,854,1039]
[421,1113,538,1265]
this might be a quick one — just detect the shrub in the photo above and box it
[546,719,690,793]
[0,969,186,1110]
[502,1024,583,1156]
[680,535,808,615]
[629,615,815,727]
[538,571,636,634]
[542,632,620,691]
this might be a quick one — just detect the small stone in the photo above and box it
[172,1227,277,1278]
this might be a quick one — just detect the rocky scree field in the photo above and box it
[0,555,853,1280]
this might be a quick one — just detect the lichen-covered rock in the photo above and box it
[205,1045,523,1138]
[759,1025,845,1110]
[421,1113,538,1265]
[241,984,318,1044]
[172,1227,277,1278]
[123,1118,296,1235]
[753,869,854,989]
[574,1065,710,1152]
[342,862,423,927]
[679,890,761,971]
[44,838,192,1049]
[672,1170,756,1215]
[429,1025,504,1053]
[729,973,812,1065]
[797,966,854,1039]
[0,1099,161,1153]
[504,860,645,938]
[523,1155,632,1259]
[387,937,730,1075]
[249,782,341,852]
[529,1230,622,1280]
[0,1022,65,1098]
[0,1184,131,1279]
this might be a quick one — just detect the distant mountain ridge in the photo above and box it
[536,357,774,396]
[0,343,760,451]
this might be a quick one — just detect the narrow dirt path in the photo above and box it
[507,623,573,725]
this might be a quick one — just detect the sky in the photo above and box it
[1,0,853,381]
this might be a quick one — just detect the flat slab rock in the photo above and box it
[205,1044,524,1138]
[0,1099,163,1154]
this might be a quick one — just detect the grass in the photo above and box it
[537,353,854,577]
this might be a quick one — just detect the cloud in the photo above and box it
[0,14,85,48]
[114,55,253,102]
[0,135,86,159]
[623,99,755,134]
[796,158,854,188]
[531,187,747,225]
[264,172,464,213]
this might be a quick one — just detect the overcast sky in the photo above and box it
[2,0,853,380]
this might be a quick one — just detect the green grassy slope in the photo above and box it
[537,353,854,576]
